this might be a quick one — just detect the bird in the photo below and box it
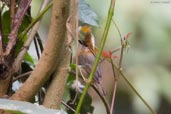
[77,25,106,96]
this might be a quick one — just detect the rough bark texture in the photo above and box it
[0,0,31,96]
[43,0,75,109]
[10,0,69,101]
[0,77,10,96]
[43,47,71,108]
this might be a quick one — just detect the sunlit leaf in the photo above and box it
[24,52,35,65]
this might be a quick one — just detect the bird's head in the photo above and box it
[79,25,95,50]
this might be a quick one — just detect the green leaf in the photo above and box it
[2,9,31,56]
[4,110,25,114]
[79,0,99,26]
[67,89,94,114]
[24,52,35,65]
[0,99,67,114]
[65,63,94,114]
[1,10,10,43]
[69,64,76,70]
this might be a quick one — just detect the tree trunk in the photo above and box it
[10,0,69,101]
[43,0,77,108]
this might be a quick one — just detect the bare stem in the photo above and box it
[10,0,69,101]
[109,58,118,114]
[75,0,79,91]
[0,14,3,58]
[5,0,32,56]
[13,0,51,73]
[61,100,78,113]
[10,0,15,29]
[33,37,40,59]
[13,71,32,82]
[92,85,110,114]
[113,64,157,114]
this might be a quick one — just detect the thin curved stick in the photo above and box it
[113,64,157,114]
[91,85,110,114]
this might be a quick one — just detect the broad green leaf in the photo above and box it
[1,10,10,43]
[79,0,99,26]
[0,99,67,114]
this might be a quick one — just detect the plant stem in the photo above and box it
[11,0,69,101]
[113,64,157,114]
[109,58,118,114]
[74,0,116,114]
[92,85,110,114]
[10,0,15,29]
[75,0,79,92]
[13,0,51,73]
[19,1,53,38]
[112,16,156,114]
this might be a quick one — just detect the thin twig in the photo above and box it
[13,71,32,82]
[119,46,124,69]
[5,0,32,56]
[109,18,123,114]
[112,19,122,39]
[113,64,157,114]
[35,33,43,53]
[0,12,3,58]
[10,0,15,29]
[112,19,123,69]
[61,100,79,114]
[74,0,79,97]
[33,37,40,59]
[91,85,110,114]
[13,0,51,73]
[111,46,121,53]
[109,58,118,114]
[19,1,53,38]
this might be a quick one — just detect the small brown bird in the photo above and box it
[78,25,106,95]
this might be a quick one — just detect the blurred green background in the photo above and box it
[31,0,171,114]
[87,0,171,114]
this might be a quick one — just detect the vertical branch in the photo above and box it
[35,33,43,53]
[113,64,157,114]
[112,19,123,69]
[0,15,3,58]
[33,37,40,59]
[13,1,52,73]
[11,0,69,101]
[75,0,116,114]
[91,85,111,114]
[10,0,15,29]
[110,19,123,114]
[43,0,76,109]
[109,58,118,114]
[4,0,32,56]
[75,0,79,90]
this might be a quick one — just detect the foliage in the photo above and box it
[78,0,98,26]
[65,64,94,114]
[1,5,34,64]
[0,0,161,114]
[0,99,67,114]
